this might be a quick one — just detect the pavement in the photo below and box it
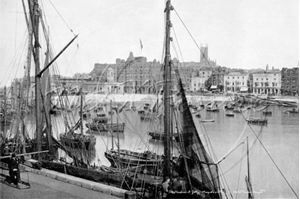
[0,167,126,199]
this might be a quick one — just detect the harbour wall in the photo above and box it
[23,165,128,198]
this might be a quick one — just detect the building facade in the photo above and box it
[224,72,249,92]
[281,67,299,96]
[190,68,212,91]
[252,69,281,95]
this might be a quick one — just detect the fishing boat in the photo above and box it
[86,122,125,132]
[246,118,268,125]
[225,112,234,117]
[104,149,163,175]
[284,108,299,114]
[60,95,96,150]
[148,131,180,142]
[262,111,272,115]
[86,104,125,133]
[199,119,215,123]
[206,107,219,112]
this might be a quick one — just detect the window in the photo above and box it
[266,78,268,80]
[257,78,258,80]
[238,77,239,79]
[274,78,276,80]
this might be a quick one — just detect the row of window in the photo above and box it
[226,82,245,85]
[226,76,245,79]
[254,82,278,87]
[255,78,277,81]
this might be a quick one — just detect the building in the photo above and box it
[190,68,212,91]
[281,67,299,96]
[91,52,162,94]
[58,77,125,94]
[224,72,249,93]
[252,65,281,95]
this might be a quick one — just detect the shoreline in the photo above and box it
[52,93,299,109]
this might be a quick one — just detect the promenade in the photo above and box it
[0,168,123,199]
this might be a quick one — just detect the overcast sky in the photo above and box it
[0,0,298,85]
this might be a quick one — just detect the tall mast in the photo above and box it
[3,86,7,132]
[29,0,42,157]
[246,137,254,199]
[163,0,172,179]
[22,0,33,109]
[80,94,83,135]
[110,100,114,150]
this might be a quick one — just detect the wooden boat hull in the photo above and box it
[262,111,272,115]
[104,149,163,175]
[148,132,180,142]
[199,119,214,122]
[206,108,219,112]
[246,118,268,125]
[85,123,125,132]
[225,113,234,117]
[40,160,131,189]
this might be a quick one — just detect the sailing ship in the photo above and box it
[0,0,136,190]
[104,1,225,198]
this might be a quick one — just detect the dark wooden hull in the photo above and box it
[225,113,234,117]
[85,123,125,132]
[206,108,219,112]
[262,111,272,115]
[148,132,180,142]
[40,160,131,189]
[104,149,163,175]
[246,118,268,125]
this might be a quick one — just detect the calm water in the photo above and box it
[14,101,299,198]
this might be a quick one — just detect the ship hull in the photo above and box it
[104,149,163,175]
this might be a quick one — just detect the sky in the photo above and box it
[0,0,299,85]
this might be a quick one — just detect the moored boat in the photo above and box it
[246,118,268,125]
[262,111,272,115]
[148,131,180,142]
[104,149,163,175]
[85,122,125,132]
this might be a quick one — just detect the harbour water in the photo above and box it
[6,98,298,198]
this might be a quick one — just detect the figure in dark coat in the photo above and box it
[8,153,20,186]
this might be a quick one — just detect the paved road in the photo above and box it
[0,169,119,199]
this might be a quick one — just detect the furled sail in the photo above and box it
[177,77,221,196]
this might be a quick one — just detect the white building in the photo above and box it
[252,70,281,95]
[224,72,249,92]
[190,69,212,91]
